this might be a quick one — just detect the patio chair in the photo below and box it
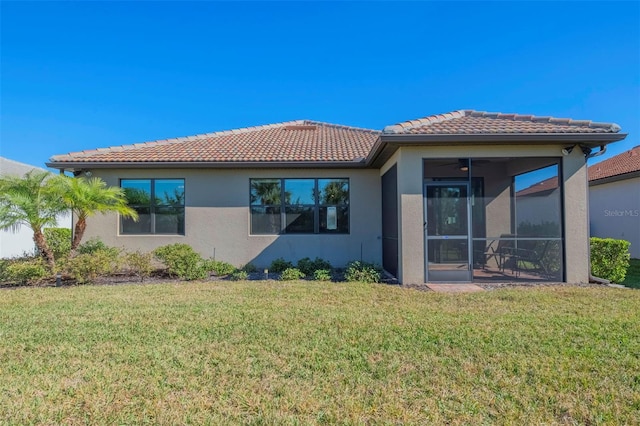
[515,240,552,277]
[478,235,515,271]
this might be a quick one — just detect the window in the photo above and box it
[250,178,349,234]
[121,179,185,234]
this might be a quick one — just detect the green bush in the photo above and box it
[67,249,120,284]
[270,257,293,273]
[153,243,208,281]
[297,257,332,276]
[77,238,116,255]
[344,261,382,283]
[207,260,237,276]
[3,258,49,285]
[44,228,72,260]
[230,270,249,281]
[591,237,631,283]
[313,269,332,282]
[280,267,305,281]
[123,250,154,282]
[241,263,257,273]
[0,259,9,281]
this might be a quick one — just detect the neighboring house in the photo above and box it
[46,110,627,284]
[588,146,640,259]
[0,157,71,258]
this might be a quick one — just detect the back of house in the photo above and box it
[47,109,628,284]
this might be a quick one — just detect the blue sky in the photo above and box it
[1,1,638,170]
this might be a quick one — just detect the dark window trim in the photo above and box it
[250,177,350,235]
[120,178,186,235]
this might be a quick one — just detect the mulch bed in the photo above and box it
[0,270,621,290]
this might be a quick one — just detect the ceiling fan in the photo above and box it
[435,159,491,171]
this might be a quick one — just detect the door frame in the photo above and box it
[423,181,473,282]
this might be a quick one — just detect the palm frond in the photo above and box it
[50,175,138,220]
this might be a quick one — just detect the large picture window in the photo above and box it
[250,178,349,234]
[121,179,185,235]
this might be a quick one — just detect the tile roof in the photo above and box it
[383,110,622,135]
[48,110,625,167]
[588,145,640,181]
[50,120,380,164]
[516,176,559,196]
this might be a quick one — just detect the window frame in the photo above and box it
[120,178,186,235]
[250,177,350,235]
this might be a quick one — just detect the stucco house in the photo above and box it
[588,146,640,258]
[0,157,71,258]
[46,110,627,284]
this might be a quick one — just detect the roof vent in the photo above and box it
[284,125,317,130]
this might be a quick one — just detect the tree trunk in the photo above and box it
[33,229,56,271]
[70,217,87,254]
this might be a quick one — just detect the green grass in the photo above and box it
[622,258,640,289]
[1,282,639,424]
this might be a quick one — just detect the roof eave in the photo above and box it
[366,132,628,167]
[589,170,640,186]
[378,132,627,143]
[45,160,369,171]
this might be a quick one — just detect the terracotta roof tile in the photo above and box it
[383,109,622,135]
[588,145,640,181]
[516,176,559,196]
[50,120,380,164]
[48,110,624,166]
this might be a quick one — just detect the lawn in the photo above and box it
[623,258,640,289]
[1,282,639,424]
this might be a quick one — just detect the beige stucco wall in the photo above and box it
[383,144,590,284]
[562,151,590,283]
[590,176,640,259]
[81,168,382,268]
[477,162,512,239]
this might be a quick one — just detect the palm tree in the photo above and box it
[320,180,348,205]
[250,180,281,205]
[0,170,67,270]
[50,176,138,253]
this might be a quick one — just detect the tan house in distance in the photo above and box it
[47,110,627,284]
[589,146,640,258]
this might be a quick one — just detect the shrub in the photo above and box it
[297,257,332,276]
[297,257,315,276]
[313,269,332,282]
[44,228,72,260]
[590,237,631,283]
[270,257,293,273]
[280,267,305,281]
[230,270,249,281]
[3,259,49,285]
[207,260,237,276]
[77,238,116,255]
[124,250,154,282]
[0,259,8,282]
[241,263,257,273]
[67,249,120,284]
[153,243,208,281]
[344,261,382,283]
